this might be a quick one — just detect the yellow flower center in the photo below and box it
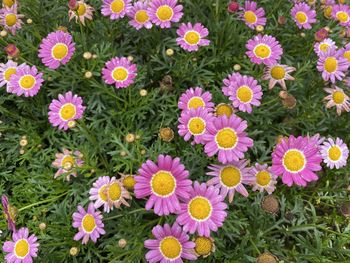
[151,171,176,197]
[123,176,136,189]
[107,182,121,201]
[77,3,86,16]
[184,31,200,45]
[236,85,253,103]
[5,13,16,26]
[324,6,333,18]
[4,67,16,81]
[111,0,125,13]
[188,117,206,135]
[61,155,75,168]
[324,57,338,73]
[256,170,271,186]
[160,237,182,259]
[52,43,68,60]
[14,239,29,258]
[270,66,285,80]
[3,0,14,7]
[295,11,307,24]
[336,11,349,23]
[135,10,149,23]
[82,214,96,233]
[187,97,205,109]
[59,103,77,121]
[112,67,128,82]
[319,43,329,52]
[194,236,213,256]
[328,145,342,161]
[283,149,306,172]
[156,5,173,21]
[19,75,36,90]
[188,197,212,221]
[98,185,108,202]
[215,128,237,149]
[254,44,271,59]
[343,51,350,62]
[220,166,241,187]
[244,11,257,24]
[215,104,233,117]
[332,91,345,104]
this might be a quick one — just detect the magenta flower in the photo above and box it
[176,22,210,52]
[0,5,23,35]
[102,57,137,89]
[38,30,75,70]
[317,49,349,83]
[250,163,278,194]
[223,74,263,113]
[144,223,197,262]
[52,148,84,180]
[290,2,316,29]
[245,34,283,66]
[207,159,255,203]
[0,60,18,92]
[127,1,152,30]
[320,137,349,169]
[178,87,214,111]
[68,0,94,26]
[9,65,44,97]
[203,115,254,164]
[147,0,183,28]
[48,91,85,130]
[222,72,242,96]
[339,43,350,63]
[313,38,336,57]
[176,181,228,237]
[135,155,192,216]
[271,135,322,187]
[324,86,350,116]
[72,203,105,244]
[101,0,132,20]
[332,4,350,26]
[239,1,266,29]
[2,227,39,262]
[1,195,16,232]
[178,107,214,145]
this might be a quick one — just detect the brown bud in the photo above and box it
[261,195,279,214]
[282,94,297,109]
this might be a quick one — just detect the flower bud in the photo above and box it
[4,44,19,58]
[227,1,239,13]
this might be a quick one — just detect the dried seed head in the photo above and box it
[261,195,280,214]
[282,94,297,109]
[340,202,350,217]
[159,75,173,92]
[256,252,278,263]
[159,127,174,142]
[278,16,286,25]
[279,90,289,99]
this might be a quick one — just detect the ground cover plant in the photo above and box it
[0,0,350,262]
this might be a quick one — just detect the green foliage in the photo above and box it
[0,0,350,262]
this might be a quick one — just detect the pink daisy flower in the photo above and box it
[144,223,197,263]
[135,155,192,216]
[147,0,183,28]
[178,87,214,111]
[339,43,350,63]
[72,203,105,244]
[250,163,278,194]
[176,22,210,52]
[0,60,18,92]
[239,1,266,29]
[89,176,131,213]
[222,72,242,96]
[1,195,16,232]
[38,30,75,70]
[48,91,86,130]
[101,0,131,20]
[223,74,263,113]
[178,107,214,145]
[271,135,322,187]
[245,34,283,66]
[102,56,137,89]
[203,115,254,164]
[331,4,350,26]
[127,1,152,29]
[206,159,255,203]
[262,63,296,90]
[9,65,44,97]
[290,2,316,29]
[52,149,84,180]
[3,227,39,262]
[317,49,349,83]
[0,5,23,35]
[313,38,336,57]
[320,137,349,169]
[176,181,228,237]
[68,0,94,26]
[308,133,325,149]
[324,86,350,115]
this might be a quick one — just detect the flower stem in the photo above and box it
[18,192,68,212]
